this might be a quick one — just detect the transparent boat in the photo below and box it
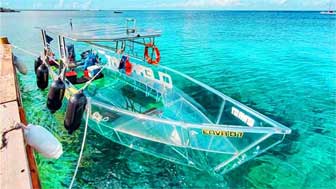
[38,19,291,174]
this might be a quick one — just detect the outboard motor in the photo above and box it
[34,57,43,74]
[36,63,49,90]
[47,77,65,113]
[64,91,87,134]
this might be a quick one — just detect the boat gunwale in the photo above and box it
[89,99,289,135]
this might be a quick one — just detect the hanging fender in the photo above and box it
[34,56,43,74]
[144,43,160,65]
[47,77,65,113]
[64,91,87,134]
[13,55,27,75]
[24,124,63,159]
[36,63,49,90]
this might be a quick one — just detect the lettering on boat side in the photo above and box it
[231,107,255,127]
[104,53,173,88]
[202,129,244,138]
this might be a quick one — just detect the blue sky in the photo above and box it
[0,0,334,10]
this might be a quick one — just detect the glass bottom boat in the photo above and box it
[38,20,291,174]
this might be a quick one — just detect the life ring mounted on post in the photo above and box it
[144,43,160,65]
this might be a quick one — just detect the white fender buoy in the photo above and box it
[24,124,63,159]
[13,55,27,75]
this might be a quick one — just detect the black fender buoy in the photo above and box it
[36,63,49,90]
[34,57,43,74]
[64,91,87,134]
[47,77,65,113]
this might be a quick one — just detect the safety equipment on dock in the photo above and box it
[144,43,160,65]
[34,56,43,74]
[64,91,87,134]
[13,55,27,75]
[24,124,63,159]
[36,63,49,90]
[47,77,65,113]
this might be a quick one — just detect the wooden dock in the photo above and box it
[0,37,41,189]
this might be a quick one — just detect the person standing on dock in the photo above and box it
[70,19,73,31]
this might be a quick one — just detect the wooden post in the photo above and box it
[0,37,41,189]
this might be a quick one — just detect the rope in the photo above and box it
[79,64,107,91]
[68,101,91,189]
[12,45,40,57]
[12,44,61,65]
[0,122,25,150]
[12,44,71,81]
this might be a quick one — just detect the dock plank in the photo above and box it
[0,42,35,189]
[0,102,32,189]
[0,44,17,104]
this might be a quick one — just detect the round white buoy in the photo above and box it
[13,55,27,75]
[24,124,63,159]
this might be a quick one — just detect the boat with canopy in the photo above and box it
[35,18,291,174]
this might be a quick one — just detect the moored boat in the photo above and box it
[35,18,291,174]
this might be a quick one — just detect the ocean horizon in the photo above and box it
[1,10,335,188]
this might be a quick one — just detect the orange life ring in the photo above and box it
[144,43,160,65]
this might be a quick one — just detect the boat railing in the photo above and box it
[158,65,291,133]
[82,42,290,135]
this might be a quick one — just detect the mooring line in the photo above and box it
[12,44,40,57]
[68,101,91,189]
[0,122,24,150]
[79,64,107,91]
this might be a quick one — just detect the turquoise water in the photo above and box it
[1,11,335,188]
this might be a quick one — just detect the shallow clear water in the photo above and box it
[1,11,335,188]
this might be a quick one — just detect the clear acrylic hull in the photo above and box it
[81,56,291,174]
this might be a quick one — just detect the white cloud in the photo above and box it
[58,0,64,8]
[78,0,92,9]
[0,0,10,7]
[158,0,241,9]
[54,0,93,10]
[273,0,288,5]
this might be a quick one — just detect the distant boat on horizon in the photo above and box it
[320,1,336,14]
[320,10,336,14]
[114,10,123,14]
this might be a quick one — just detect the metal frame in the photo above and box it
[38,19,160,61]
